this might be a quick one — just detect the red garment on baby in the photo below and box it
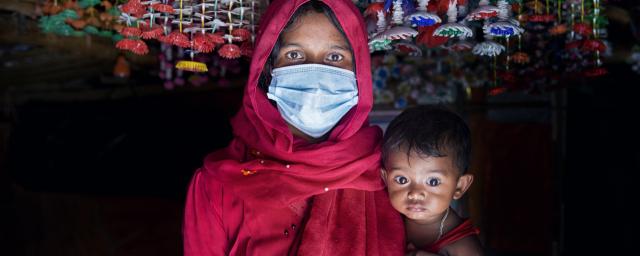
[422,219,480,253]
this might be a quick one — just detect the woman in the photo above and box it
[183,0,405,255]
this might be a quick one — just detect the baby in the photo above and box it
[381,106,483,255]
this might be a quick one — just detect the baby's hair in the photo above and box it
[382,105,471,174]
[258,0,353,92]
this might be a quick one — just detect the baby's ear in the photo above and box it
[453,174,474,200]
[380,168,388,185]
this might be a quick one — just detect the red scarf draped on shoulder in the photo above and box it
[203,0,404,255]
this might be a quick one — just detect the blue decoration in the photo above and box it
[384,0,393,12]
[490,27,515,37]
[410,16,437,27]
[376,67,389,79]
[394,97,407,109]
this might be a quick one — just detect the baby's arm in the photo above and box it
[441,236,484,256]
[406,243,441,256]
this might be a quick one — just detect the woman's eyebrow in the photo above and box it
[331,45,350,51]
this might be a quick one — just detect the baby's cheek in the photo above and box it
[388,190,406,212]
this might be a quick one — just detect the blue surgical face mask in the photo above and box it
[266,64,359,138]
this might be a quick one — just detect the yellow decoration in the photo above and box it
[176,60,208,72]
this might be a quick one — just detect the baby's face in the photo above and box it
[382,149,465,224]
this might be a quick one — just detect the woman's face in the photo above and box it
[274,11,354,141]
[275,12,353,70]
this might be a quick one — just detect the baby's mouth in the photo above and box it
[406,204,426,212]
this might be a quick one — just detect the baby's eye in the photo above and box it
[326,53,343,62]
[393,176,409,185]
[285,51,304,60]
[426,177,441,187]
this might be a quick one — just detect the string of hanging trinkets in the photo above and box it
[358,0,609,98]
[115,0,261,73]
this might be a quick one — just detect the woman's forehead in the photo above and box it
[281,12,350,49]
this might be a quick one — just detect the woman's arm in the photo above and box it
[183,169,229,255]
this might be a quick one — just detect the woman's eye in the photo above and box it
[393,176,409,185]
[285,51,303,60]
[427,178,441,187]
[326,53,343,62]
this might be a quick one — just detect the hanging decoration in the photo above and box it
[433,0,473,39]
[37,0,123,41]
[112,0,261,74]
[357,0,610,106]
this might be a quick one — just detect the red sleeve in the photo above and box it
[183,169,229,255]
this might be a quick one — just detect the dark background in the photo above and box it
[1,0,638,255]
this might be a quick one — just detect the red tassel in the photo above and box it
[192,34,215,53]
[130,40,149,55]
[120,27,141,37]
[573,23,593,37]
[116,39,149,55]
[581,39,606,52]
[219,44,241,59]
[528,14,555,23]
[141,26,164,39]
[151,3,175,13]
[231,28,251,42]
[121,0,145,17]
[206,33,225,45]
[163,31,190,48]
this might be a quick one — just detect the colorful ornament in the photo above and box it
[416,25,449,48]
[465,0,500,21]
[176,60,209,72]
[394,41,422,57]
[219,43,242,59]
[472,41,505,57]
[446,40,473,52]
[406,0,441,27]
[115,38,149,55]
[433,0,473,39]
[484,0,524,38]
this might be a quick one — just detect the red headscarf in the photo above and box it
[202,0,404,254]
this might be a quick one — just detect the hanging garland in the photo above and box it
[37,0,123,41]
[113,0,260,73]
[360,0,609,99]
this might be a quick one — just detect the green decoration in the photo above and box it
[78,0,102,8]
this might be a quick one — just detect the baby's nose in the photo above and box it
[407,191,425,200]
